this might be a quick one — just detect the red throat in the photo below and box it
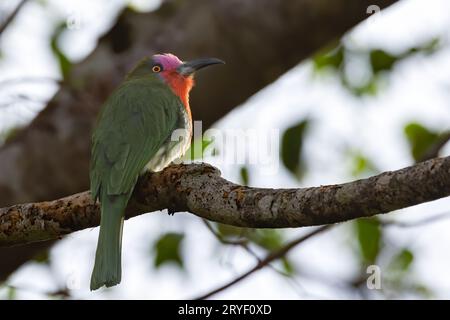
[162,71,194,120]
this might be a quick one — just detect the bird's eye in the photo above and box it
[152,65,162,73]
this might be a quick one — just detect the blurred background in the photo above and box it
[0,0,450,299]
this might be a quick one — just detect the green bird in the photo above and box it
[89,53,224,290]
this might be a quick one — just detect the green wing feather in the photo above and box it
[90,77,181,198]
[89,77,181,290]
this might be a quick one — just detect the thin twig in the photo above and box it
[193,225,332,300]
[202,218,309,292]
[0,0,29,37]
[202,219,248,246]
[419,131,450,162]
[202,219,264,265]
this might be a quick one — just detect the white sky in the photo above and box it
[0,0,450,299]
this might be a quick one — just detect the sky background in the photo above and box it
[0,0,450,299]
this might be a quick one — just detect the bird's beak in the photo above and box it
[177,57,225,76]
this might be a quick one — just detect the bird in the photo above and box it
[89,53,224,290]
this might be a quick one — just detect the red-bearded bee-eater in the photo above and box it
[89,53,224,290]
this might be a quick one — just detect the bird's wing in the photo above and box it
[90,79,181,199]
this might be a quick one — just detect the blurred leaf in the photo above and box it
[240,166,250,185]
[33,249,50,264]
[248,230,294,276]
[418,38,440,54]
[411,284,433,298]
[370,38,439,75]
[343,77,379,97]
[341,38,440,97]
[217,225,287,261]
[154,232,184,269]
[404,122,440,161]
[186,138,214,160]
[389,248,414,272]
[407,38,440,56]
[281,257,295,276]
[7,286,16,300]
[217,223,245,238]
[50,22,72,79]
[249,229,284,251]
[350,152,377,177]
[370,50,397,73]
[281,120,309,180]
[382,248,432,298]
[313,46,344,71]
[216,226,285,252]
[355,218,382,265]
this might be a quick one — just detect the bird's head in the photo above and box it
[128,53,224,109]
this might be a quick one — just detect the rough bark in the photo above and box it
[0,0,398,278]
[2,156,449,247]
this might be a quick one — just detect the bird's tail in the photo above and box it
[90,192,130,291]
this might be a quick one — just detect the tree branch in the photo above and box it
[1,156,449,247]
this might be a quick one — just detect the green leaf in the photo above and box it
[281,120,309,180]
[370,50,397,73]
[185,138,214,160]
[404,122,440,161]
[154,232,184,269]
[281,257,295,276]
[240,166,250,185]
[217,223,246,238]
[407,38,440,56]
[33,249,50,264]
[215,225,286,253]
[313,46,344,72]
[412,284,433,298]
[343,76,379,97]
[249,229,284,251]
[350,152,377,177]
[389,248,414,272]
[7,286,16,300]
[355,218,382,265]
[50,22,72,79]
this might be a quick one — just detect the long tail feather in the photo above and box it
[90,192,130,291]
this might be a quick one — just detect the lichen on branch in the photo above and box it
[1,156,450,247]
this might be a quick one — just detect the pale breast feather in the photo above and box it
[145,103,192,172]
